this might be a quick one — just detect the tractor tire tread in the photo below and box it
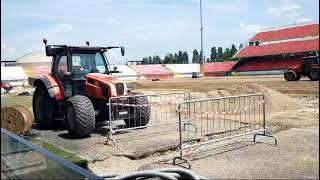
[66,95,95,137]
[32,86,57,129]
[124,92,151,128]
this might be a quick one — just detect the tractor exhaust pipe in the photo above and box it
[43,38,48,45]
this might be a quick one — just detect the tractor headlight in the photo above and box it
[123,83,128,95]
[110,85,117,96]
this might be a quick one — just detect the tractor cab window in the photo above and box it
[57,56,67,73]
[71,52,107,75]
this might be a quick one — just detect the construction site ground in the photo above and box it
[1,75,319,179]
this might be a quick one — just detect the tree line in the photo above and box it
[141,44,243,64]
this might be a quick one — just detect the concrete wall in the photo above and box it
[165,64,200,78]
[1,66,28,85]
[110,65,138,81]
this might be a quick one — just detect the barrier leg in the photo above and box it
[253,133,277,146]
[173,156,192,169]
[183,122,197,132]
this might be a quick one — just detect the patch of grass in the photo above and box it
[1,96,32,109]
[41,141,89,169]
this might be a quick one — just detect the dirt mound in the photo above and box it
[139,83,306,115]
[266,109,319,133]
[205,83,304,114]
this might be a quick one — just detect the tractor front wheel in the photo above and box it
[124,92,151,128]
[308,67,319,81]
[284,70,300,81]
[32,86,57,129]
[66,95,95,138]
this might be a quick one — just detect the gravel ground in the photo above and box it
[2,75,319,179]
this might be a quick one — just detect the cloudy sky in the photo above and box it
[1,0,319,64]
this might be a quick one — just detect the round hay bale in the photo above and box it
[1,105,33,134]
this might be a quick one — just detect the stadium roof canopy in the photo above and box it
[15,51,51,64]
[235,39,319,58]
[234,21,319,58]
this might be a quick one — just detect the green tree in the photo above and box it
[210,47,217,62]
[182,51,189,64]
[192,49,201,64]
[177,51,184,64]
[141,57,149,64]
[239,44,244,50]
[230,44,237,57]
[163,53,174,64]
[148,56,153,64]
[217,47,223,62]
[174,53,178,63]
[223,48,230,61]
[154,55,162,64]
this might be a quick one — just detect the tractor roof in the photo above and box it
[46,45,108,52]
[302,55,319,59]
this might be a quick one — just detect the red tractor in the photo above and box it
[1,81,13,93]
[284,56,319,81]
[29,39,150,137]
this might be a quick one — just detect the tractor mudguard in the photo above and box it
[29,75,64,100]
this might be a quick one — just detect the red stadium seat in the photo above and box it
[31,66,51,76]
[236,57,303,71]
[130,65,174,79]
[203,61,237,77]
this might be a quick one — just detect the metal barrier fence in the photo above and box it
[173,94,277,168]
[1,128,102,179]
[108,92,191,132]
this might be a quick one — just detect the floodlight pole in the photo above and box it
[200,0,204,64]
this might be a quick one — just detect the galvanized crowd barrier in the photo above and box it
[173,94,277,168]
[1,128,102,179]
[108,92,191,133]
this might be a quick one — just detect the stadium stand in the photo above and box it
[30,66,51,77]
[130,65,174,79]
[235,57,303,71]
[234,39,319,58]
[15,51,51,67]
[202,61,237,77]
[233,21,319,75]
[109,65,138,80]
[165,64,200,78]
[251,23,319,42]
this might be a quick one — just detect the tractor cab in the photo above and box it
[43,39,124,96]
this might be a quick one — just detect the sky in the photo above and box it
[1,0,319,64]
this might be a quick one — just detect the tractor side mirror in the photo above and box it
[113,66,118,71]
[120,47,125,56]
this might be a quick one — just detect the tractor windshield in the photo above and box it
[71,52,109,75]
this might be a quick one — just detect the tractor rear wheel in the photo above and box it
[32,86,57,129]
[308,67,319,81]
[66,95,95,138]
[284,70,299,81]
[124,92,151,128]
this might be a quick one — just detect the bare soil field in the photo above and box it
[130,75,319,95]
[1,75,319,178]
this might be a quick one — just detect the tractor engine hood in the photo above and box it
[85,73,128,97]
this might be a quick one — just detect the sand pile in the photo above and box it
[205,83,304,114]
[140,83,306,115]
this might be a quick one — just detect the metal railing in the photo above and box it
[108,92,191,132]
[173,94,277,168]
[1,128,102,180]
